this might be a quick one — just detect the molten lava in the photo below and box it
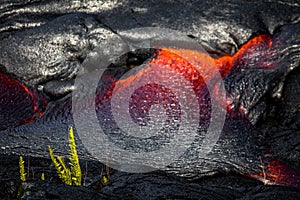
[110,34,300,188]
[114,34,273,115]
[0,72,46,129]
[1,33,298,188]
[249,159,300,188]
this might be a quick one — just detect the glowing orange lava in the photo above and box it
[0,73,46,127]
[111,34,300,188]
[114,34,273,113]
[248,159,300,187]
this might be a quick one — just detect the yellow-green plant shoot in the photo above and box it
[48,127,82,186]
[68,127,82,186]
[19,156,26,182]
[102,175,108,185]
[48,145,72,185]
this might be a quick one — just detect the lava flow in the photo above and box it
[0,34,271,130]
[1,33,299,188]
[113,34,273,115]
[247,159,300,188]
[109,34,300,188]
[0,72,47,130]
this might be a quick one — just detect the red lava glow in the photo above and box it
[114,34,273,115]
[248,159,300,188]
[0,72,46,127]
[213,34,272,74]
[1,33,298,188]
[112,34,300,188]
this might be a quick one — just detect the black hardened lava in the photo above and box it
[0,0,300,199]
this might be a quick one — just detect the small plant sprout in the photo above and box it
[19,156,26,182]
[48,127,82,186]
[48,145,72,185]
[102,175,108,185]
[41,172,45,181]
[68,127,82,186]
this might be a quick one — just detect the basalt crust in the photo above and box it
[0,0,300,199]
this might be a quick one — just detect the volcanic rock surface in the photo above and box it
[0,0,300,199]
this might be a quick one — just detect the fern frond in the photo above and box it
[48,145,59,167]
[102,175,108,185]
[68,127,82,186]
[48,127,83,186]
[19,156,26,182]
[48,145,72,185]
[57,156,72,185]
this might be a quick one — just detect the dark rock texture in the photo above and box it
[0,0,300,199]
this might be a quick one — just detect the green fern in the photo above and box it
[68,127,82,186]
[102,175,108,185]
[48,127,82,186]
[48,145,72,185]
[41,173,45,181]
[19,156,26,182]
